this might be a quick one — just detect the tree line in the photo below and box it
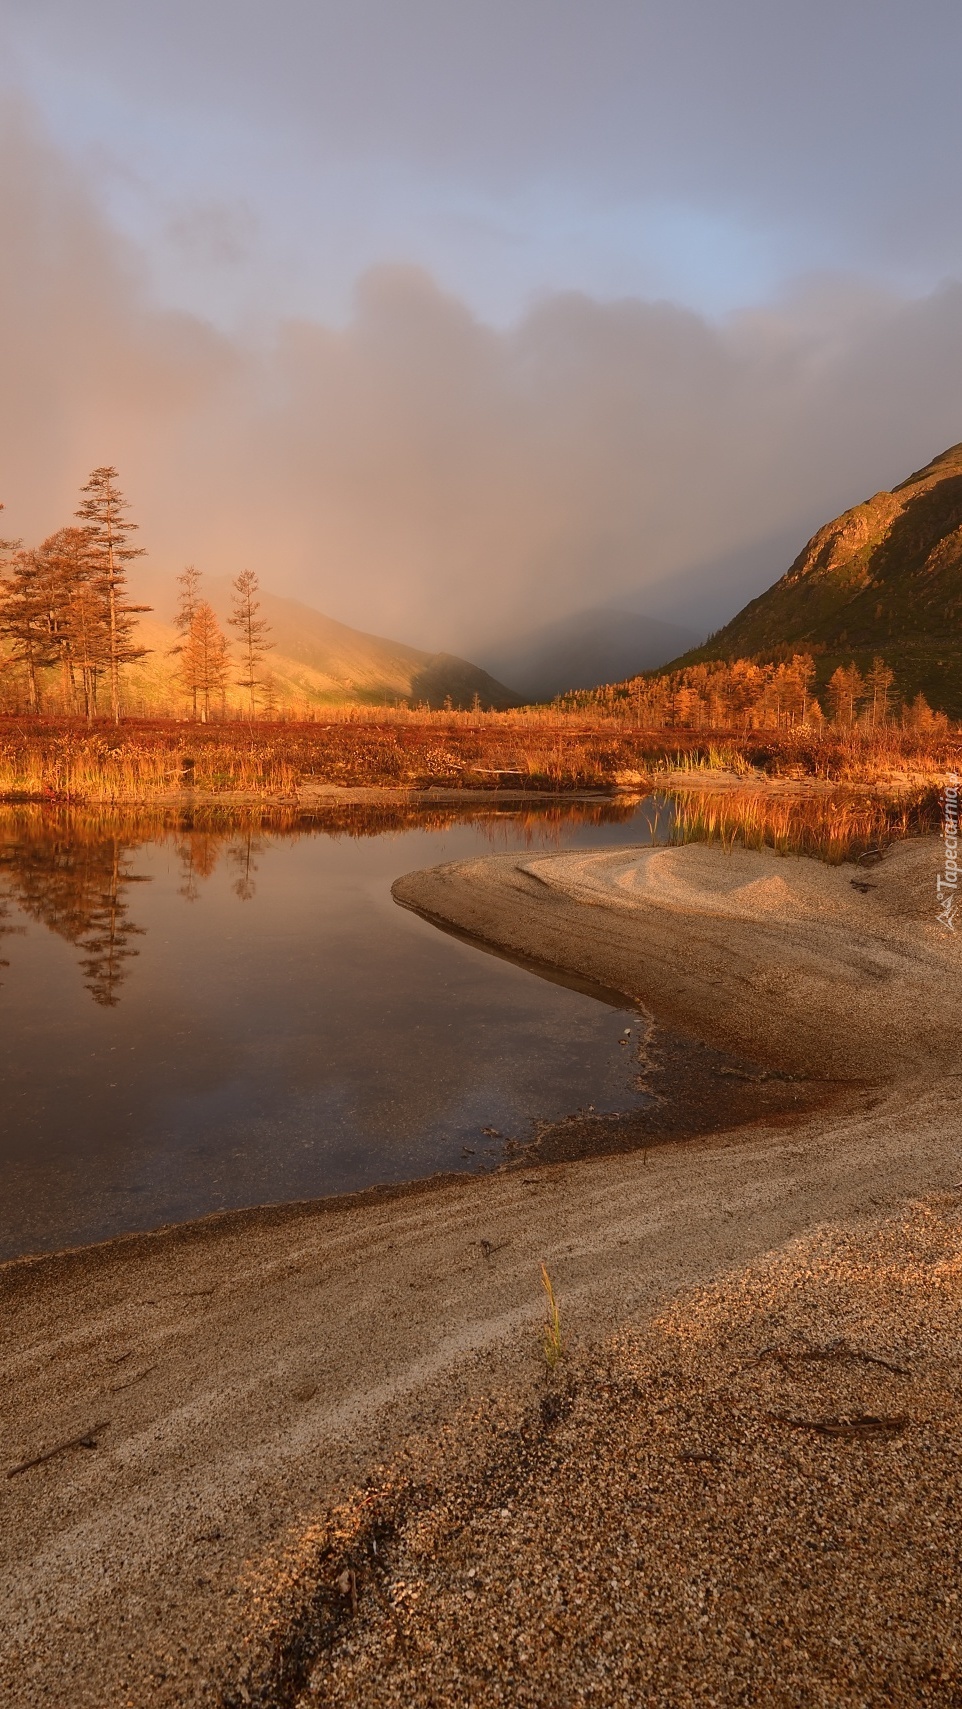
[561,654,949,732]
[0,468,274,721]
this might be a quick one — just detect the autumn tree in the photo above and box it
[76,466,151,722]
[182,601,230,722]
[229,569,274,718]
[865,656,895,729]
[0,548,62,710]
[905,692,947,734]
[826,663,865,728]
[260,669,279,720]
[170,565,203,718]
[31,527,108,716]
[0,503,20,566]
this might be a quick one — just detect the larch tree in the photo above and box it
[228,569,274,719]
[0,503,23,703]
[34,528,105,716]
[866,656,895,729]
[171,564,203,719]
[0,503,20,565]
[182,600,230,723]
[827,663,865,728]
[76,467,151,722]
[0,547,62,711]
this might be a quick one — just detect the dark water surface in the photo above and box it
[0,798,672,1260]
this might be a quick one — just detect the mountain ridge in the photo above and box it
[664,441,962,715]
[125,583,522,712]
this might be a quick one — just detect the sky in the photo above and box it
[1,0,962,651]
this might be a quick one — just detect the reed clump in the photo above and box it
[668,784,941,864]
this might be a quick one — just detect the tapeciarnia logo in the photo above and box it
[937,772,958,932]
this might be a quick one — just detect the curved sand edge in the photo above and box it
[2,836,959,1705]
[392,835,960,1081]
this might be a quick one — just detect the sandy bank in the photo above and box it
[298,1187,962,1707]
[393,835,959,1081]
[2,1083,960,1707]
[2,835,959,1705]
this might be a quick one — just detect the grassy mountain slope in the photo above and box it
[670,442,962,714]
[124,587,521,712]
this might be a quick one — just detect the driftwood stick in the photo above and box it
[7,1419,111,1479]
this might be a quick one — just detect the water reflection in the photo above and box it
[0,795,667,1259]
[0,798,648,1005]
[0,812,149,1006]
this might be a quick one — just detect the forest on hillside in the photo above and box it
[560,653,952,733]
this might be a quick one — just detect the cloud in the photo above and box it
[2,100,962,653]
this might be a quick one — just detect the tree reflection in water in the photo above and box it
[0,811,149,1006]
[0,797,645,1004]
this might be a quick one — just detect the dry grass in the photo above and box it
[0,713,957,802]
[540,1264,564,1372]
[667,784,941,863]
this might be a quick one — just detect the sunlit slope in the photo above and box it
[669,442,962,713]
[125,588,521,711]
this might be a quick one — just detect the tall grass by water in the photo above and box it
[0,711,957,802]
[667,785,941,864]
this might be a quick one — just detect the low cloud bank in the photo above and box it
[2,102,962,654]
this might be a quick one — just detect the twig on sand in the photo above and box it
[767,1412,908,1441]
[7,1419,111,1478]
[748,1338,910,1376]
[479,1239,508,1264]
[108,1363,158,1395]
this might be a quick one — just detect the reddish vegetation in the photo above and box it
[0,710,957,801]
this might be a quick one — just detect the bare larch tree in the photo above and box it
[229,569,274,719]
[76,467,151,722]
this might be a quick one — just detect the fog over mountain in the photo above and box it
[2,0,962,659]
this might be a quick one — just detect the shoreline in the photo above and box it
[392,833,957,1081]
[0,768,940,811]
[3,833,959,1704]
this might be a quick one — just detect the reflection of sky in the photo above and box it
[0,805,665,1258]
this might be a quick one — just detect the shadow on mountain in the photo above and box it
[407,653,523,710]
[480,607,701,701]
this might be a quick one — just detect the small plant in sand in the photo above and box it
[540,1263,564,1372]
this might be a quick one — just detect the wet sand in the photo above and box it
[2,835,959,1705]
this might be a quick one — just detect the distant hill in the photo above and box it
[481,607,701,702]
[125,584,521,712]
[668,442,962,715]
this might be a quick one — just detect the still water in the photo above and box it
[0,798,671,1261]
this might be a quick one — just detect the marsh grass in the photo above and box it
[663,744,757,777]
[0,713,957,802]
[540,1264,564,1373]
[667,784,941,864]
